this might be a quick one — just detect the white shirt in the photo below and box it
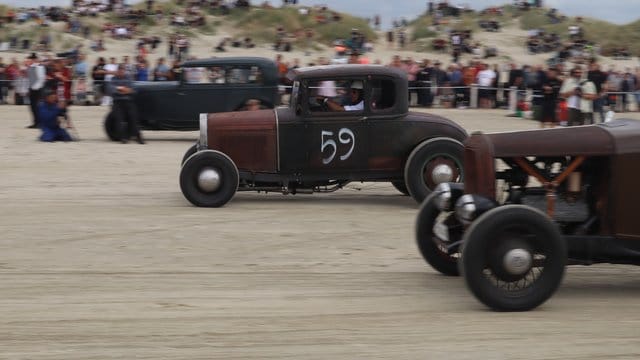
[104,63,118,82]
[344,100,364,111]
[476,69,496,87]
[29,63,46,90]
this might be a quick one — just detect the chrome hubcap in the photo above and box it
[431,164,454,184]
[197,167,221,192]
[503,248,533,275]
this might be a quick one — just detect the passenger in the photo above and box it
[319,80,364,111]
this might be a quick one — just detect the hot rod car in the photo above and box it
[179,65,467,207]
[416,119,640,311]
[104,57,279,140]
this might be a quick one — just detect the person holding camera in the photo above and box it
[560,66,596,126]
[39,88,73,142]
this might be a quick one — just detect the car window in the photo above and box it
[183,67,209,84]
[225,65,264,85]
[306,79,363,115]
[370,78,396,111]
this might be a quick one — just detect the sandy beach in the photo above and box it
[3,103,640,358]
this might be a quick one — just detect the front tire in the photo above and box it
[180,150,239,207]
[104,111,120,141]
[181,144,198,166]
[415,193,462,276]
[460,205,567,311]
[404,138,464,203]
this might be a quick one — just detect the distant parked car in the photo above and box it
[179,65,467,207]
[104,57,279,140]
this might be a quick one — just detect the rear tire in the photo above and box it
[104,111,120,141]
[391,180,409,196]
[460,205,567,311]
[180,150,239,207]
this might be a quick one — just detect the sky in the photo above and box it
[4,0,640,29]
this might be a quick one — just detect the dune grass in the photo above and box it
[227,6,376,48]
[409,4,640,57]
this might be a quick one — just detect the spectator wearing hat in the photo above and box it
[27,53,46,128]
[39,88,73,142]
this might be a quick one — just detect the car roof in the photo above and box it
[291,65,407,80]
[182,57,276,69]
[472,119,640,157]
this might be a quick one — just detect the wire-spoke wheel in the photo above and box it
[460,205,567,311]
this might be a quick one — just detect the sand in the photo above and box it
[3,104,640,359]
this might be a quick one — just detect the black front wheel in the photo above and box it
[181,144,198,166]
[460,205,567,311]
[180,150,239,207]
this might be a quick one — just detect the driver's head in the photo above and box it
[350,80,363,103]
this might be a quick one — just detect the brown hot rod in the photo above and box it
[416,119,640,311]
[179,65,468,207]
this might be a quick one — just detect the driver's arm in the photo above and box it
[321,97,345,112]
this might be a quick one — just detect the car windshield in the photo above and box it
[290,80,299,110]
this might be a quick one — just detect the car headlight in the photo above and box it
[455,194,477,225]
[434,183,452,211]
[433,182,465,211]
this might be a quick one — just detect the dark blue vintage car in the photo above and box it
[104,57,279,140]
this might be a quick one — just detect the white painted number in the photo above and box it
[321,130,337,165]
[321,128,356,165]
[338,128,355,161]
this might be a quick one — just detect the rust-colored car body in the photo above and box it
[464,120,640,240]
[184,65,468,204]
[416,119,640,311]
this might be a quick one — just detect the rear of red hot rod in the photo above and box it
[415,119,640,311]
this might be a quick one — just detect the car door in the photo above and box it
[278,79,370,176]
[168,65,229,128]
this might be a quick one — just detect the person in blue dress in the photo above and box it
[39,88,73,142]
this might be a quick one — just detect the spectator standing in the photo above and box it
[122,55,136,79]
[587,61,607,122]
[476,63,496,108]
[27,53,46,128]
[540,67,562,128]
[135,59,149,81]
[109,64,143,144]
[91,57,106,105]
[13,67,29,105]
[416,59,433,107]
[153,57,170,81]
[0,58,6,104]
[560,66,597,126]
[405,57,420,105]
[620,70,635,112]
[102,57,119,106]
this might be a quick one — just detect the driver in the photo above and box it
[319,80,364,111]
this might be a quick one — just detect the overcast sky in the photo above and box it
[5,0,640,29]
